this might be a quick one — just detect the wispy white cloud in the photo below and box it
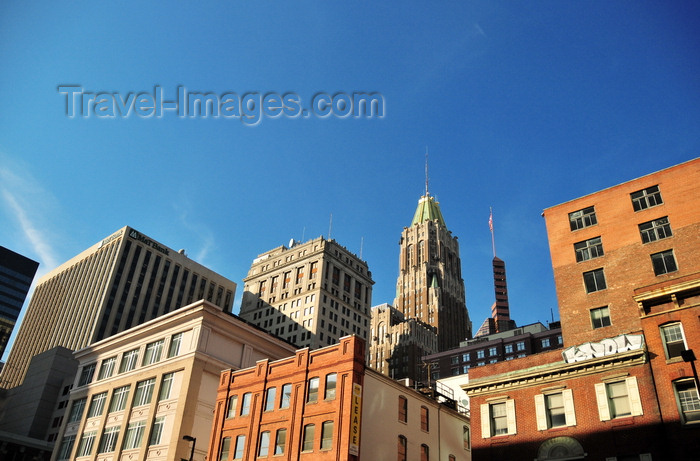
[173,199,216,265]
[0,158,59,269]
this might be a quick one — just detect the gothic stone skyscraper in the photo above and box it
[394,193,472,351]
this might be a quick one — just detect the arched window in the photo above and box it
[398,435,407,461]
[420,444,429,461]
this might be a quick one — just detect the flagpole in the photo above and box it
[489,207,496,257]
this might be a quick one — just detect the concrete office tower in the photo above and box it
[239,237,374,350]
[394,193,472,351]
[0,226,236,390]
[0,246,39,359]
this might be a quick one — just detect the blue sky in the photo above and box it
[1,1,698,360]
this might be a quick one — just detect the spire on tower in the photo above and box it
[425,147,429,196]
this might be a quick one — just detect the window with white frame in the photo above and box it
[77,430,97,457]
[133,378,155,407]
[240,392,252,416]
[167,332,183,358]
[68,398,86,423]
[123,421,146,450]
[98,426,120,453]
[158,372,175,401]
[119,349,139,373]
[56,435,75,461]
[595,377,643,421]
[660,323,687,359]
[535,389,576,429]
[87,392,107,418]
[108,385,130,413]
[264,387,276,412]
[590,306,611,329]
[98,356,117,380]
[148,417,166,445]
[78,363,96,386]
[142,340,164,366]
[233,434,245,459]
[480,399,516,437]
[673,379,700,424]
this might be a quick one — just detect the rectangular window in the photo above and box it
[120,349,139,373]
[321,421,334,450]
[78,363,96,386]
[167,332,183,358]
[489,347,498,356]
[639,217,672,243]
[133,378,156,406]
[87,392,107,418]
[123,421,146,450]
[98,357,117,380]
[280,383,292,409]
[302,424,315,452]
[535,389,576,430]
[77,431,97,457]
[149,417,166,445]
[68,398,86,423]
[631,185,663,211]
[159,372,175,401]
[463,426,470,450]
[233,435,245,459]
[219,436,231,461]
[398,396,407,422]
[142,340,164,366]
[57,435,76,461]
[421,406,429,432]
[651,250,677,275]
[516,341,525,351]
[583,268,606,293]
[590,306,611,329]
[98,426,120,453]
[490,402,508,436]
[661,323,687,359]
[274,428,287,455]
[481,400,516,438]
[108,385,130,413]
[226,395,238,418]
[569,206,597,231]
[674,380,700,424]
[595,377,643,421]
[307,377,319,403]
[477,350,485,359]
[325,373,337,400]
[240,392,252,416]
[541,338,551,348]
[258,431,270,457]
[504,344,513,354]
[462,353,470,361]
[264,387,276,412]
[574,237,604,262]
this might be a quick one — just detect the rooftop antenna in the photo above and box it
[425,146,429,196]
[360,236,364,259]
[301,226,306,242]
[489,207,497,257]
[328,213,333,240]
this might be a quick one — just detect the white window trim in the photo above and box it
[534,388,576,430]
[595,377,643,421]
[480,399,516,438]
[660,322,687,360]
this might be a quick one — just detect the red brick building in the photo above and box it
[466,158,700,461]
[208,335,471,461]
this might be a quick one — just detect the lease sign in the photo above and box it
[349,383,362,456]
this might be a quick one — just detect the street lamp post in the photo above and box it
[183,435,196,461]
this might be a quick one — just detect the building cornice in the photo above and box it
[464,347,647,397]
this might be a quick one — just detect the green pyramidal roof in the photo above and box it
[411,194,446,227]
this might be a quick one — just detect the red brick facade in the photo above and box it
[207,336,365,461]
[466,158,700,461]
